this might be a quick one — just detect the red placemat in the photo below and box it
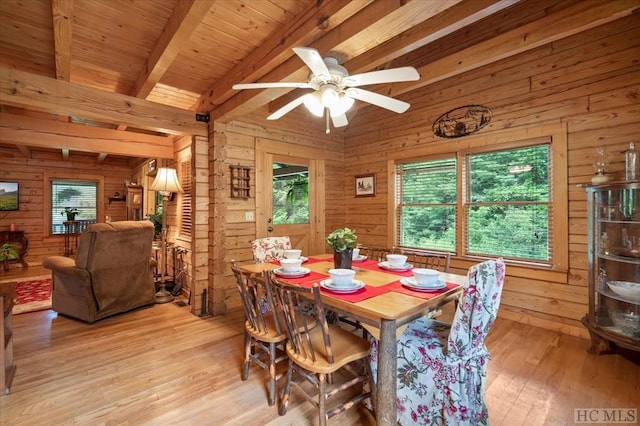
[355,259,415,277]
[275,270,328,285]
[291,280,393,303]
[303,256,325,265]
[387,280,461,299]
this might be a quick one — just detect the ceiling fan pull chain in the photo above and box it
[325,109,331,134]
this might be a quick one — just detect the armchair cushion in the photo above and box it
[44,221,156,323]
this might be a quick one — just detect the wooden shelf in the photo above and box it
[230,165,251,199]
[108,196,126,204]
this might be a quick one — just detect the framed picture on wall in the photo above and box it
[355,173,376,197]
[148,159,157,174]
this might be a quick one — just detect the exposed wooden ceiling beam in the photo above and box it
[52,0,73,82]
[132,0,216,99]
[0,67,207,136]
[195,0,371,113]
[379,0,639,98]
[0,112,174,158]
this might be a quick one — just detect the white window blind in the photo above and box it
[51,180,97,234]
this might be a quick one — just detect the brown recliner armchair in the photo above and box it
[43,221,156,323]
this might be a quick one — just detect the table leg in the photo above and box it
[376,318,397,425]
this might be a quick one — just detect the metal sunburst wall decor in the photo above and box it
[433,105,492,138]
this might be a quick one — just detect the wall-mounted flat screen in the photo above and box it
[0,182,19,211]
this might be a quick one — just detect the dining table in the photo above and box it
[240,253,467,426]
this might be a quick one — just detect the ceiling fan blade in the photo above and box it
[330,112,348,128]
[267,95,306,120]
[233,82,311,90]
[293,47,330,78]
[343,67,420,87]
[345,88,411,113]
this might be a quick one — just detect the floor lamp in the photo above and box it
[150,167,183,303]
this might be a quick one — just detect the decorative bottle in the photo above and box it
[623,142,638,180]
[600,232,610,255]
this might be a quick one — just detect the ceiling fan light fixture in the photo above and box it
[303,92,324,117]
[330,93,354,116]
[320,86,339,109]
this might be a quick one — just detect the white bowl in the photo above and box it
[280,258,302,272]
[386,254,407,267]
[351,248,360,259]
[412,268,440,286]
[283,249,302,259]
[328,268,356,287]
[607,281,640,300]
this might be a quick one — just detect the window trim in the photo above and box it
[387,123,568,272]
[44,172,104,238]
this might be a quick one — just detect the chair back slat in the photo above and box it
[358,245,395,262]
[268,272,335,365]
[232,263,281,337]
[401,249,451,272]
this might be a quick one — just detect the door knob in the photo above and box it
[267,226,274,232]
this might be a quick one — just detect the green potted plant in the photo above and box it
[62,207,80,221]
[0,242,19,271]
[326,227,357,269]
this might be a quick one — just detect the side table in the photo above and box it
[0,230,28,271]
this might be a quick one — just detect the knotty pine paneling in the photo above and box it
[343,14,640,337]
[0,146,134,267]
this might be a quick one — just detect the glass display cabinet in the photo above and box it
[583,181,640,354]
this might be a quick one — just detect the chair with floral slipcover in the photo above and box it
[369,258,505,425]
[251,236,292,263]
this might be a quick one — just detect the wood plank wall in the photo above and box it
[343,14,640,337]
[208,111,345,312]
[0,147,134,265]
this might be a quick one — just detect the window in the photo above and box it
[272,163,309,225]
[396,157,457,251]
[180,160,192,237]
[51,180,98,234]
[396,140,554,264]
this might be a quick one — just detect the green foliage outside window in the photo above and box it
[272,175,309,224]
[398,144,551,262]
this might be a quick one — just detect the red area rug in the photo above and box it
[13,276,52,314]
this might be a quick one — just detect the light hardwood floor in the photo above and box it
[1,269,639,425]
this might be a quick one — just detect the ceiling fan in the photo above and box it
[232,47,420,133]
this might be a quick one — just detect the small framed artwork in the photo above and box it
[355,173,376,197]
[148,159,157,174]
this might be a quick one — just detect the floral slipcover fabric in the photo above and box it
[369,258,505,425]
[251,236,292,263]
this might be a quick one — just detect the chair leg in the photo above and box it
[279,360,294,416]
[318,373,327,426]
[242,331,252,381]
[364,358,377,415]
[267,342,277,406]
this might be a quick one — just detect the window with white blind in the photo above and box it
[179,160,192,237]
[397,158,457,251]
[51,180,98,234]
[396,141,553,264]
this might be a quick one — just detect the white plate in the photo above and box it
[378,261,414,271]
[352,255,368,262]
[320,279,365,293]
[274,267,311,278]
[300,256,309,263]
[400,277,446,292]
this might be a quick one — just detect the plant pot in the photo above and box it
[66,214,77,221]
[333,248,353,270]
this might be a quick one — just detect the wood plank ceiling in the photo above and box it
[0,0,637,162]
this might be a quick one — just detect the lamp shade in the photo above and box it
[150,167,183,193]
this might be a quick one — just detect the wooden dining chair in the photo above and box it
[357,245,395,262]
[267,272,375,426]
[369,258,505,425]
[400,248,451,272]
[231,263,288,406]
